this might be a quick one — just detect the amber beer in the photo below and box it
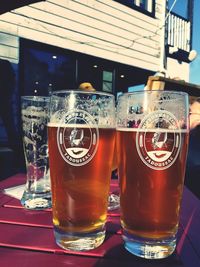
[117,128,188,239]
[48,124,115,235]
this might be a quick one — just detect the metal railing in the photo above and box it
[167,12,191,52]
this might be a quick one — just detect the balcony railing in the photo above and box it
[167,12,191,52]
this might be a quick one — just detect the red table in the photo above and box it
[0,173,200,267]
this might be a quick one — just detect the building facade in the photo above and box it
[0,0,193,94]
[0,0,194,142]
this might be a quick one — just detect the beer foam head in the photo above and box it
[117,91,189,130]
[49,91,116,127]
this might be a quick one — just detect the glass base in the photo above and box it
[21,191,51,210]
[54,226,106,251]
[123,231,176,259]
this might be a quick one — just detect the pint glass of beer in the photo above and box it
[48,90,116,251]
[116,90,189,259]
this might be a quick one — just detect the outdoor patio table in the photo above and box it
[0,173,200,267]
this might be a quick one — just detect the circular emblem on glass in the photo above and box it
[136,110,181,170]
[57,109,99,166]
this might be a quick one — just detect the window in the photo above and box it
[20,39,76,96]
[20,39,152,97]
[115,0,155,16]
[78,55,114,93]
[102,71,113,93]
[135,0,152,13]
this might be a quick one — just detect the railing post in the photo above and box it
[167,12,191,53]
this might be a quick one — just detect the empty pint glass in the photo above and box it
[21,96,51,210]
[48,90,116,251]
[116,90,189,259]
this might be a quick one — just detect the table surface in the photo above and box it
[0,173,200,267]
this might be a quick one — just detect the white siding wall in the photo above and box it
[167,57,189,82]
[0,0,165,71]
[0,31,19,63]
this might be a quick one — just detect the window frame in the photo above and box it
[114,0,155,17]
[102,70,114,93]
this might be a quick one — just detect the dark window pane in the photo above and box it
[114,0,154,16]
[103,71,113,82]
[103,81,112,92]
[21,40,76,96]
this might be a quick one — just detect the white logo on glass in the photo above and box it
[57,109,99,166]
[136,110,181,170]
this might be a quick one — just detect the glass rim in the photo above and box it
[51,89,114,98]
[118,90,189,98]
[21,96,50,101]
